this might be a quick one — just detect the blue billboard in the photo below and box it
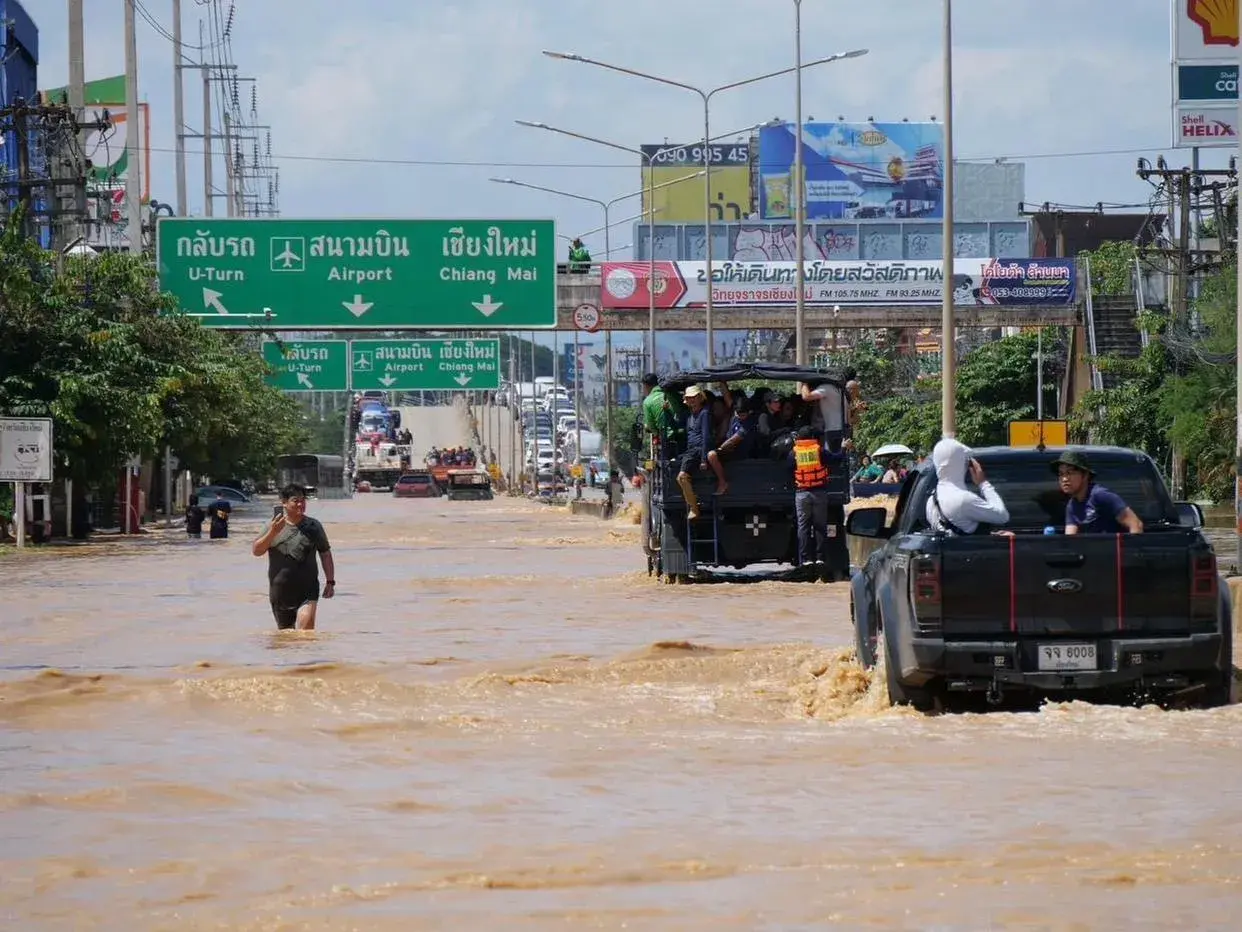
[758,121,945,222]
[2,1,41,241]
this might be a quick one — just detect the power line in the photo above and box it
[136,142,1188,170]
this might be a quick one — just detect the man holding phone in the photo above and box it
[251,484,335,630]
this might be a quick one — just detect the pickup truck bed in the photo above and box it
[848,446,1234,711]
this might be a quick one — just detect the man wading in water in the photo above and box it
[251,484,335,630]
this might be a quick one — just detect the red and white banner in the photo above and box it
[600,259,1077,309]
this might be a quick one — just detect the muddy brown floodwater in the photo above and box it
[2,495,1241,931]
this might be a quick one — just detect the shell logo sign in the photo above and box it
[1187,0,1239,46]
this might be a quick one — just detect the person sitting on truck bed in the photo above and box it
[1052,451,1144,535]
[707,395,759,485]
[676,384,727,520]
[925,437,1010,536]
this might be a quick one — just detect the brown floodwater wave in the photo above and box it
[4,490,1242,929]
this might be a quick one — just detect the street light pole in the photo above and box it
[493,178,708,474]
[516,120,765,374]
[793,0,807,364]
[940,0,957,438]
[542,49,868,364]
[1235,0,1242,573]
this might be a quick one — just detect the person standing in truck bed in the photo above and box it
[925,438,1010,535]
[1053,451,1143,534]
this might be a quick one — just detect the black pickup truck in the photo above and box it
[847,445,1234,711]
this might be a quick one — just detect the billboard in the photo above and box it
[599,258,1076,309]
[1171,0,1238,148]
[757,122,944,221]
[40,75,151,200]
[640,142,750,223]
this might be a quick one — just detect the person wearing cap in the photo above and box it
[1053,451,1143,535]
[676,384,726,520]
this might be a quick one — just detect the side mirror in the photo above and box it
[846,506,891,539]
[1174,501,1204,529]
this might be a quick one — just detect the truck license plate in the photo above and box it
[1037,642,1097,672]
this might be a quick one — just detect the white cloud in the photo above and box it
[31,0,1210,246]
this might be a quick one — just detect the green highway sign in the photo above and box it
[350,339,501,391]
[261,340,349,391]
[155,218,557,330]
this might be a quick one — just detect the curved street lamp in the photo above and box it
[542,47,868,364]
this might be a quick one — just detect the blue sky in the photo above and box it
[32,0,1229,362]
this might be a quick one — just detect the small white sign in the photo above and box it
[1174,105,1239,147]
[0,418,54,482]
[573,302,601,333]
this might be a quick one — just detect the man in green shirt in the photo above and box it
[640,373,686,456]
[567,237,592,273]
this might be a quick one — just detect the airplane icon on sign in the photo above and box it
[353,351,374,371]
[269,237,306,272]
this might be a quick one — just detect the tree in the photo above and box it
[1158,267,1236,499]
[853,332,1046,456]
[0,214,310,492]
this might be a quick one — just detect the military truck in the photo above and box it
[643,363,852,582]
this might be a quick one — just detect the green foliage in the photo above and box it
[608,404,640,460]
[0,216,309,488]
[1070,259,1239,501]
[853,333,1044,456]
[1080,240,1138,295]
[1069,340,1172,462]
[1158,268,1236,499]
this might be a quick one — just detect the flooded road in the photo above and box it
[3,493,1241,931]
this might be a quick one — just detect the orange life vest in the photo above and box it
[793,438,829,490]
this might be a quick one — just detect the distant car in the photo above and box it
[194,485,254,510]
[393,471,439,498]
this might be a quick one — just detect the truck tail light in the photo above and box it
[912,555,942,633]
[1191,552,1218,625]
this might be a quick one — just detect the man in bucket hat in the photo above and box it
[676,384,726,520]
[1052,450,1143,535]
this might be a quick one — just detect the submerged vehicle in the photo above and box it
[848,445,1233,711]
[444,469,493,501]
[643,362,852,582]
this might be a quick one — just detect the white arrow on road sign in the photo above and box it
[342,294,373,317]
[203,287,229,315]
[453,374,472,386]
[471,294,503,317]
[296,372,314,389]
[378,375,397,387]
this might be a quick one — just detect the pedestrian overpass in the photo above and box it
[554,264,1083,330]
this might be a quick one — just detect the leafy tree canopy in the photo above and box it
[0,216,310,487]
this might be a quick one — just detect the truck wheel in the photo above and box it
[851,593,877,669]
[881,620,937,713]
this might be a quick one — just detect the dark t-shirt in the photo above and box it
[207,500,232,537]
[185,504,205,534]
[267,515,331,596]
[1065,483,1128,533]
[685,408,712,455]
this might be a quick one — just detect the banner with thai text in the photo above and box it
[599,258,1076,309]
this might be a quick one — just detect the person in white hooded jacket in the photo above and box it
[924,437,1010,535]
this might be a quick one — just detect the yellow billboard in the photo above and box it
[640,143,751,223]
[1008,420,1069,448]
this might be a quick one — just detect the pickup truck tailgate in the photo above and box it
[938,534,1195,639]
